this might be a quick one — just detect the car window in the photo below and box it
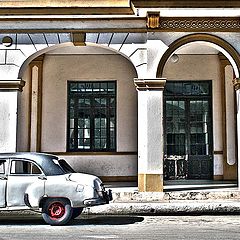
[11,160,42,175]
[58,159,76,173]
[0,161,5,174]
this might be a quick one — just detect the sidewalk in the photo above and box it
[82,181,240,215]
[1,182,240,216]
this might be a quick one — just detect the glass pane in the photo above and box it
[94,139,101,149]
[95,129,101,138]
[101,98,107,106]
[0,161,5,174]
[165,81,210,96]
[101,118,107,127]
[110,138,115,149]
[94,98,101,106]
[108,82,116,93]
[101,139,107,148]
[93,83,100,92]
[11,161,41,174]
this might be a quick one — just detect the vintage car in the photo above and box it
[0,152,112,225]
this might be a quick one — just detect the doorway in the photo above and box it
[164,81,213,180]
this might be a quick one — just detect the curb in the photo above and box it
[82,202,240,215]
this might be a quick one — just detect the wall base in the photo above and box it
[138,173,163,192]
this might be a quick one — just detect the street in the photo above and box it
[0,214,240,240]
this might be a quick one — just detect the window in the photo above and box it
[164,81,212,157]
[10,160,42,175]
[67,81,116,151]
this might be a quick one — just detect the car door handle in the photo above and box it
[0,176,7,180]
[38,175,47,180]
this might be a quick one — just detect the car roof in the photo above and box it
[0,152,65,176]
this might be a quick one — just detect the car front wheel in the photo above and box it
[42,198,73,225]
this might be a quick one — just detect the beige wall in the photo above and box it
[163,54,224,176]
[17,46,138,177]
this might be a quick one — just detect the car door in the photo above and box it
[7,158,45,207]
[0,160,7,207]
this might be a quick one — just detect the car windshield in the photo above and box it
[57,159,76,173]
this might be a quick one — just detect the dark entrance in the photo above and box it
[163,81,213,180]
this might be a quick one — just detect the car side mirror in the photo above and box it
[38,175,47,180]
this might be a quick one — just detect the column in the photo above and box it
[219,54,237,180]
[233,78,240,188]
[134,78,166,192]
[29,55,44,152]
[0,80,25,152]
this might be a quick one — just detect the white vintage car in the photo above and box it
[0,152,112,225]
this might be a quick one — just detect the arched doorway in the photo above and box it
[17,43,139,182]
[157,34,240,182]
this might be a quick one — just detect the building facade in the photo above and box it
[0,0,240,191]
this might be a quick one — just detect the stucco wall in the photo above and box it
[41,52,137,152]
[163,54,224,176]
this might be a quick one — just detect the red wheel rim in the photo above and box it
[48,202,65,219]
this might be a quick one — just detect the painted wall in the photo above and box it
[0,91,18,152]
[162,54,224,177]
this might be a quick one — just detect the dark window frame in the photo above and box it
[163,80,213,157]
[67,81,117,152]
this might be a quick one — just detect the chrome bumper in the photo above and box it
[83,189,112,207]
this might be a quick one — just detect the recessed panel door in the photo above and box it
[188,100,213,179]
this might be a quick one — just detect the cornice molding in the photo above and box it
[0,7,134,16]
[134,78,166,91]
[132,0,240,8]
[0,1,133,15]
[0,80,25,91]
[158,17,240,32]
[0,16,239,33]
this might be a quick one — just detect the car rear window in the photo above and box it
[57,159,76,174]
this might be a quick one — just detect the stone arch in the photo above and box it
[18,42,73,79]
[157,33,240,78]
[18,41,139,79]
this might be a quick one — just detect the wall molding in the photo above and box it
[46,152,138,156]
[158,17,240,32]
[0,80,25,91]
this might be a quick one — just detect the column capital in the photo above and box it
[233,78,240,91]
[0,79,25,91]
[134,78,166,91]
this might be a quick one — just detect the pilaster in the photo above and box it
[219,54,237,180]
[233,78,240,189]
[134,78,166,192]
[28,55,44,152]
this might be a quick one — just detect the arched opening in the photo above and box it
[17,43,138,183]
[158,34,238,185]
[157,33,240,78]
